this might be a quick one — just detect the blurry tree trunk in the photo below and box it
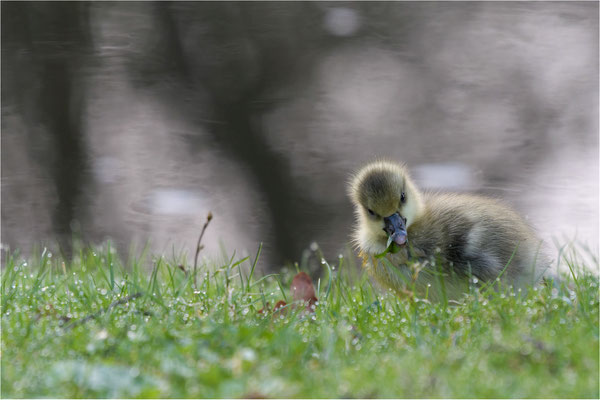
[143,2,322,264]
[1,2,92,254]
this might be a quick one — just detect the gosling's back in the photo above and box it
[406,192,543,284]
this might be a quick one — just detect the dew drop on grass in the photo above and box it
[569,292,577,300]
[86,342,96,353]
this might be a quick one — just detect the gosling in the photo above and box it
[349,160,549,300]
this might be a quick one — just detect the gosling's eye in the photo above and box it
[367,208,375,216]
[400,192,406,203]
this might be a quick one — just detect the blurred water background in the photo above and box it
[2,2,598,271]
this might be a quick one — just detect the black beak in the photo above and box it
[383,213,408,246]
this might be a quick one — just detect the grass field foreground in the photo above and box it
[1,243,599,398]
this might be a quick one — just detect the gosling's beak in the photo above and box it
[383,213,408,246]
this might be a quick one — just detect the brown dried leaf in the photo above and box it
[257,302,270,314]
[258,300,287,316]
[273,300,287,314]
[291,272,318,311]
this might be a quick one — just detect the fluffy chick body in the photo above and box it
[349,160,547,300]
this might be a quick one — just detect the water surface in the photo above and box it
[2,2,598,270]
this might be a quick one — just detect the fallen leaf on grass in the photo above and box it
[258,300,288,316]
[257,302,270,314]
[273,300,287,313]
[257,272,318,316]
[291,271,318,311]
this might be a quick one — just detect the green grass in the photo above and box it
[1,243,598,398]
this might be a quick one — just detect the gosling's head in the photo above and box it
[348,160,424,254]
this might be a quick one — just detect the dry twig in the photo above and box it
[63,292,143,330]
[194,212,213,288]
